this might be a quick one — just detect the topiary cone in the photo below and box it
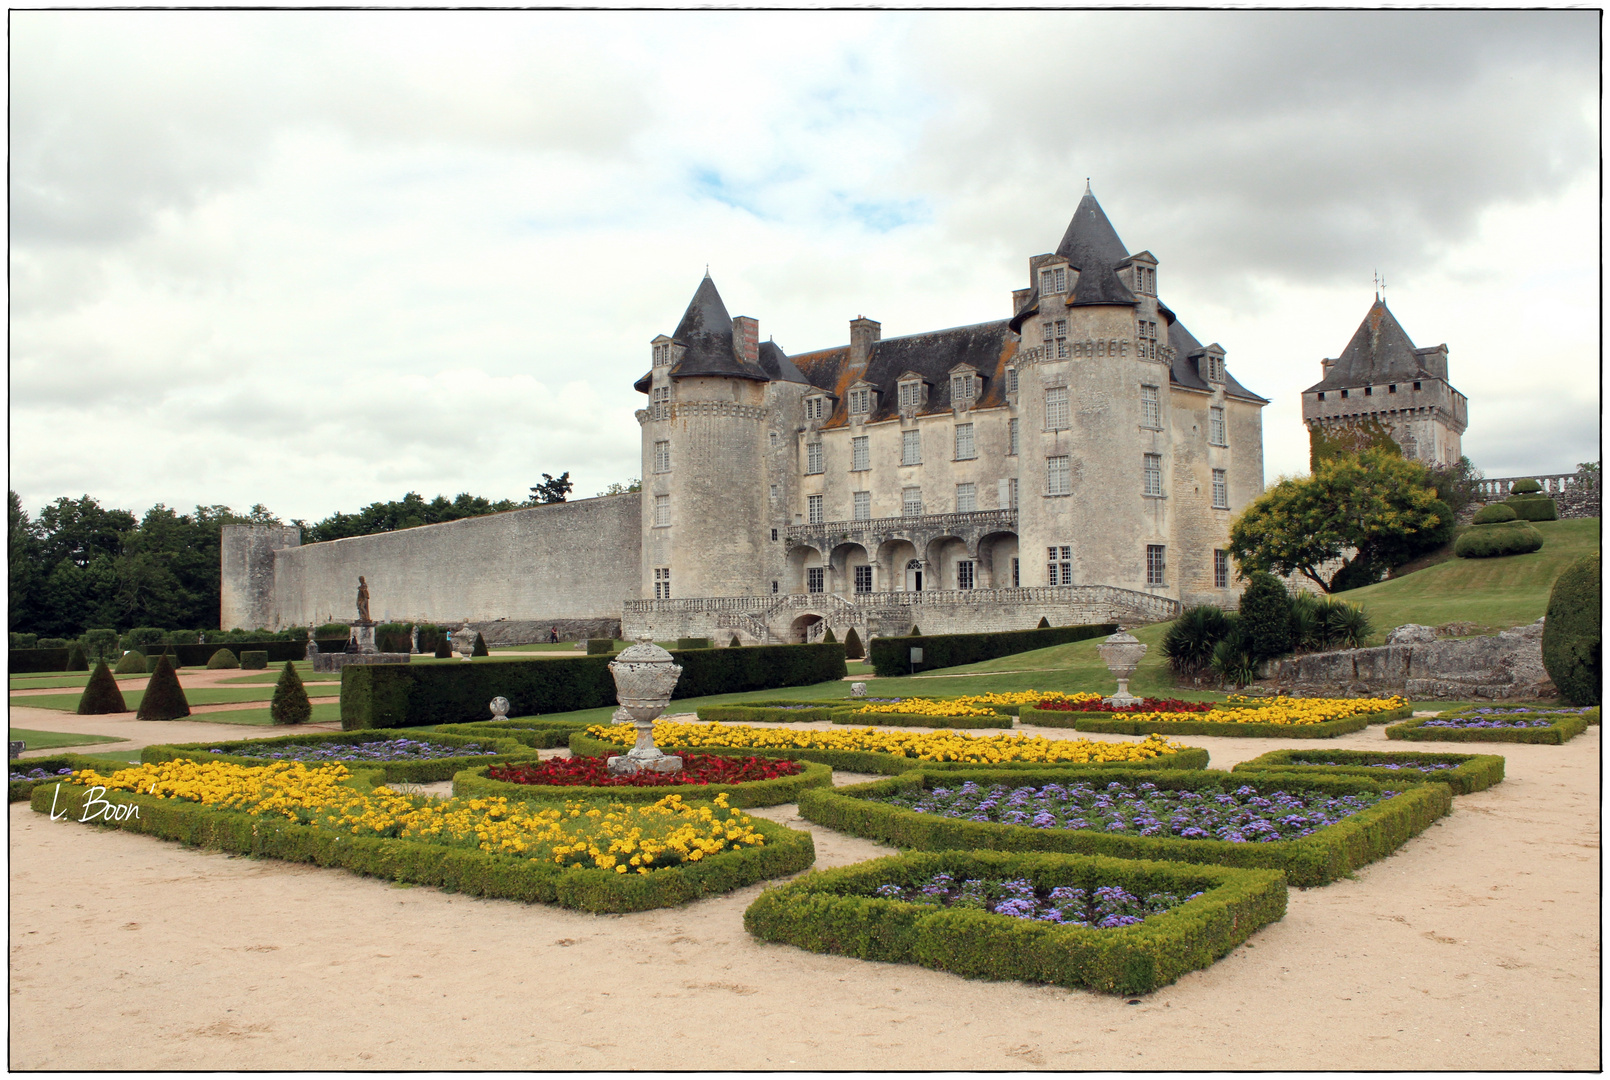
[78,661,129,715]
[66,642,89,672]
[137,653,190,721]
[472,632,489,657]
[823,626,837,644]
[270,661,312,725]
[843,626,864,660]
[1037,616,1051,629]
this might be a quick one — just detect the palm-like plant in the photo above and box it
[1162,605,1231,678]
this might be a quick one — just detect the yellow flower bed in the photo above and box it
[855,699,998,717]
[853,690,1104,717]
[585,720,1187,764]
[1125,696,1410,727]
[64,760,764,874]
[952,690,1103,708]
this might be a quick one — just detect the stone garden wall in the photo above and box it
[1272,619,1555,700]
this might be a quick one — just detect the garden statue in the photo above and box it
[356,576,371,624]
[306,623,320,660]
[1097,629,1148,707]
[410,626,420,654]
[605,637,683,775]
[488,696,510,722]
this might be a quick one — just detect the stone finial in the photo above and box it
[489,696,510,721]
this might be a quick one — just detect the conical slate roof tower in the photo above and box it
[668,273,768,382]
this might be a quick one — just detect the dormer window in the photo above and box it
[652,343,669,367]
[804,395,827,421]
[1200,354,1225,384]
[1133,266,1155,295]
[898,379,924,411]
[951,372,976,404]
[1038,265,1068,295]
[848,386,872,416]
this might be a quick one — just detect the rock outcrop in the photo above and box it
[1274,618,1555,700]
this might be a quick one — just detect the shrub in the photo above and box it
[79,628,120,663]
[868,624,1116,677]
[1210,633,1256,689]
[1509,478,1543,494]
[376,623,414,652]
[165,630,200,645]
[1327,555,1383,593]
[843,627,864,660]
[147,654,169,673]
[434,718,593,749]
[316,622,349,639]
[37,637,70,650]
[113,650,147,675]
[453,759,832,809]
[1327,601,1372,649]
[1161,605,1230,677]
[676,638,712,650]
[206,648,241,670]
[586,638,615,655]
[1454,522,1543,559]
[7,647,70,673]
[823,627,837,644]
[472,632,489,657]
[137,654,191,721]
[119,627,166,652]
[9,632,37,649]
[1238,572,1294,662]
[911,625,921,636]
[744,850,1288,996]
[1504,493,1558,521]
[1231,748,1504,795]
[1385,714,1589,745]
[1037,616,1051,629]
[270,661,312,725]
[433,634,454,659]
[1543,555,1600,706]
[730,635,742,648]
[342,643,848,729]
[240,650,269,670]
[65,642,89,671]
[1471,503,1518,524]
[77,661,129,714]
[145,640,314,666]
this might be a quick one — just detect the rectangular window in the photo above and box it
[1040,267,1066,294]
[854,565,873,593]
[770,485,779,501]
[954,423,975,460]
[849,387,870,414]
[1047,544,1072,586]
[1042,321,1054,343]
[1006,368,1019,394]
[902,429,922,465]
[1007,477,1019,508]
[1214,550,1230,589]
[806,442,824,475]
[899,381,921,409]
[1146,545,1166,586]
[1045,386,1070,430]
[807,567,824,594]
[650,385,671,420]
[770,431,780,447]
[771,580,779,594]
[653,566,671,599]
[652,440,671,473]
[957,560,975,590]
[807,494,823,524]
[853,491,871,520]
[1011,557,1020,587]
[1054,319,1067,339]
[654,494,670,527]
[771,528,778,540]
[805,397,825,421]
[851,435,870,471]
[1008,417,1019,456]
[951,373,975,402]
[902,487,923,517]
[1057,340,1069,359]
[956,482,976,513]
[1143,453,1163,496]
[1212,468,1229,509]
[1141,385,1160,428]
[1210,406,1227,446]
[1047,455,1071,496]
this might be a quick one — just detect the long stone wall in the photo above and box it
[1271,619,1554,700]
[247,494,641,631]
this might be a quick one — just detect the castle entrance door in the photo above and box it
[904,559,923,592]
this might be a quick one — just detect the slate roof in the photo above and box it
[667,274,769,382]
[1305,300,1430,392]
[790,320,1020,426]
[757,340,810,384]
[1169,319,1269,404]
[1057,191,1139,307]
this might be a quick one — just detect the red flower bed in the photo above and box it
[1035,697,1216,713]
[486,754,804,788]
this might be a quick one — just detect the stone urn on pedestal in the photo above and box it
[606,637,683,776]
[1097,629,1148,708]
[453,622,476,662]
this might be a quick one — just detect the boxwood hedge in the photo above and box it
[697,703,842,724]
[743,849,1287,996]
[1385,714,1590,745]
[1230,748,1505,795]
[30,775,816,914]
[432,718,595,748]
[1064,705,1412,739]
[868,623,1116,677]
[9,753,135,802]
[341,643,846,729]
[829,709,1013,730]
[451,759,834,808]
[797,766,1451,887]
[139,729,541,783]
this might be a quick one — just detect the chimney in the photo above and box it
[1321,357,1336,377]
[849,316,881,374]
[732,316,760,367]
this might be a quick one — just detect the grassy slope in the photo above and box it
[1344,518,1599,640]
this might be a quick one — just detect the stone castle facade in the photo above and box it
[222,190,1267,644]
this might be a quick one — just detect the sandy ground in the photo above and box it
[6,713,1600,1070]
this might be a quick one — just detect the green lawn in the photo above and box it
[1345,518,1599,640]
[173,702,344,726]
[61,749,146,765]
[13,685,335,713]
[8,727,129,751]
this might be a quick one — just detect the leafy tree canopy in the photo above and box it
[597,479,642,496]
[530,472,573,504]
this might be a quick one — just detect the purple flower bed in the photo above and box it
[1421,717,1555,730]
[206,739,499,762]
[1455,707,1594,717]
[871,872,1202,928]
[1305,760,1458,772]
[9,766,75,781]
[874,779,1396,843]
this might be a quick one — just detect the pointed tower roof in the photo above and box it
[1305,299,1426,392]
[668,273,768,381]
[1056,189,1137,307]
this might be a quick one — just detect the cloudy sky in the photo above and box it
[10,9,1600,525]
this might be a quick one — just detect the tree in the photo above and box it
[1238,572,1295,662]
[1542,555,1600,706]
[270,661,312,725]
[597,479,642,496]
[1423,456,1484,518]
[1228,448,1452,593]
[530,472,573,504]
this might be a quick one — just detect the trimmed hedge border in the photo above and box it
[743,849,1287,996]
[1435,705,1599,726]
[567,731,1210,775]
[829,709,1014,730]
[797,766,1451,887]
[1385,714,1590,745]
[868,623,1116,677]
[9,753,135,802]
[1231,748,1505,796]
[433,718,594,749]
[342,643,847,729]
[697,704,842,724]
[139,729,542,783]
[28,776,816,914]
[451,759,834,808]
[1067,706,1413,740]
[8,648,73,674]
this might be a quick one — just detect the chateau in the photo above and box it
[222,190,1268,644]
